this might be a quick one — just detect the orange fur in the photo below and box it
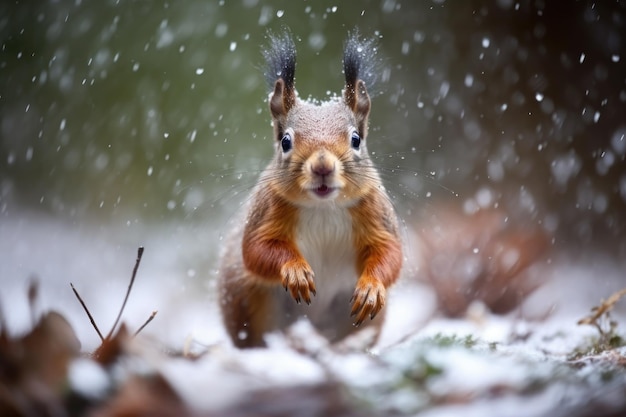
[218,32,401,348]
[350,194,403,325]
[242,194,301,281]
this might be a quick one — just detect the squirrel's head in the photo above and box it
[262,30,382,208]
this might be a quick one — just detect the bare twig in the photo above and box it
[578,287,626,349]
[0,301,6,336]
[71,282,105,341]
[107,246,144,340]
[28,279,39,326]
[578,288,626,327]
[133,310,157,337]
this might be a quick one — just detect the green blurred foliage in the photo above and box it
[1,0,625,252]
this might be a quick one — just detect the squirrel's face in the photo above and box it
[270,101,379,208]
[265,40,377,208]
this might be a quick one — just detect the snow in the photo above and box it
[550,152,582,188]
[68,358,110,399]
[2,207,626,416]
[2,1,626,415]
[611,128,626,155]
[427,347,540,393]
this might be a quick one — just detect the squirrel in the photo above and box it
[218,30,403,348]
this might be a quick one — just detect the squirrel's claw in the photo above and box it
[350,277,385,326]
[280,260,316,305]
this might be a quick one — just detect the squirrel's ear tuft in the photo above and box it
[343,29,380,96]
[264,30,297,119]
[343,30,377,134]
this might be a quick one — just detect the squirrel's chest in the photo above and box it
[295,206,357,292]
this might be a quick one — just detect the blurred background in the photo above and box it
[1,0,625,349]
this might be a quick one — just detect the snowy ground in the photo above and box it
[2,210,626,416]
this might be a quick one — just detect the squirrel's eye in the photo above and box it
[351,131,361,150]
[281,133,292,153]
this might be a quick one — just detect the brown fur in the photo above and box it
[218,32,401,348]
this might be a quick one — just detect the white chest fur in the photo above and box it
[295,205,357,311]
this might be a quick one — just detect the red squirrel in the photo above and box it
[218,31,403,348]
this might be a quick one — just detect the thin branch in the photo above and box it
[107,246,144,340]
[28,279,39,327]
[578,287,626,326]
[71,282,104,341]
[0,301,6,336]
[133,310,157,337]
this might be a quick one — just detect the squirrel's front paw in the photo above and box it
[350,276,386,326]
[280,260,316,304]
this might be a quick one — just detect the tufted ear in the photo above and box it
[343,31,376,136]
[270,78,296,120]
[264,31,297,137]
[344,79,371,135]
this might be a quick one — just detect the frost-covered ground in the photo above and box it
[2,210,626,416]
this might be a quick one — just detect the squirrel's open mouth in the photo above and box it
[312,184,335,198]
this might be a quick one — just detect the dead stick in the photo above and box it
[71,283,104,341]
[0,301,7,336]
[28,279,39,327]
[134,310,157,337]
[107,246,144,340]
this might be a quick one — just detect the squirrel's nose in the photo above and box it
[310,151,337,178]
[312,163,334,177]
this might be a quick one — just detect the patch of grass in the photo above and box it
[427,333,480,349]
[416,355,445,379]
